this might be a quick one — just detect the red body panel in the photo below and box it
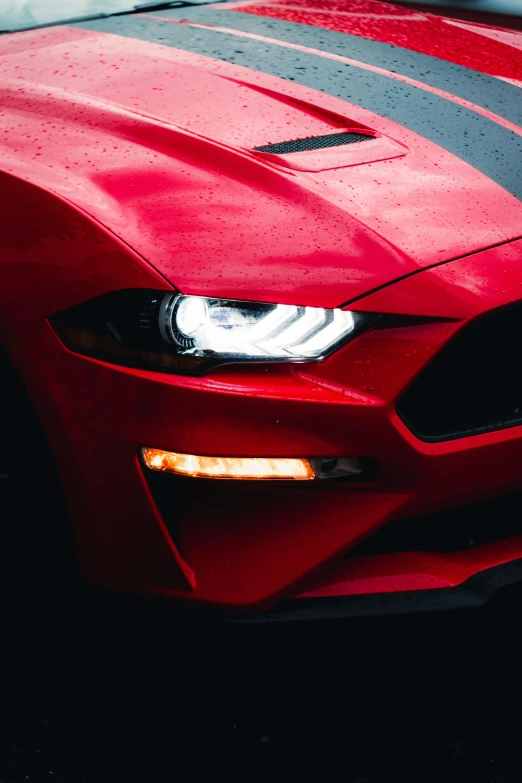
[2,21,522,320]
[392,2,522,33]
[226,0,522,80]
[1,0,522,613]
[5,237,522,608]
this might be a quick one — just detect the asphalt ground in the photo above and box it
[2,584,522,783]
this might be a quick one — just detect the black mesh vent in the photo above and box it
[397,300,522,441]
[255,132,371,154]
[352,489,522,556]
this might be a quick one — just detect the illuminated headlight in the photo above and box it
[160,294,372,361]
[50,289,378,375]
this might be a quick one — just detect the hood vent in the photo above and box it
[254,131,371,155]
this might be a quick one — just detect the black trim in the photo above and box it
[77,13,522,202]
[396,299,522,441]
[255,131,371,154]
[351,488,522,556]
[221,558,522,622]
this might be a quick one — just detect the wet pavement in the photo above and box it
[2,588,522,783]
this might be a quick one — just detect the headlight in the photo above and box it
[161,294,370,359]
[51,290,378,375]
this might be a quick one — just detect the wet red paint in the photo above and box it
[224,0,522,80]
[1,2,522,613]
[6,238,522,607]
[296,540,522,598]
[163,16,522,137]
[2,24,521,319]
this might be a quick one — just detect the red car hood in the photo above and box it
[1,0,522,307]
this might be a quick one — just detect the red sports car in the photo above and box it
[1,0,522,619]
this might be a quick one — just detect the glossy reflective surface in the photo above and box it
[1,0,522,612]
[0,0,139,31]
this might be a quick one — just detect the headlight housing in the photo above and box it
[51,290,378,375]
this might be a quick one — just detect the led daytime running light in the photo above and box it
[163,294,359,360]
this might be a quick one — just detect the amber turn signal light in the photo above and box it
[142,447,315,480]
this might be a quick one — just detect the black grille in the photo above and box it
[255,132,371,154]
[353,489,522,556]
[397,301,522,441]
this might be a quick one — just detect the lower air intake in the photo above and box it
[255,132,371,154]
[351,489,522,556]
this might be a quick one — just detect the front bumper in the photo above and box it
[6,237,522,614]
[222,558,522,621]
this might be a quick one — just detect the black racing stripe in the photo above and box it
[165,6,522,129]
[77,15,522,201]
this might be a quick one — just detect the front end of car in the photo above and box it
[3,0,522,618]
[6,233,522,618]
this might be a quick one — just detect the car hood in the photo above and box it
[1,0,522,308]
